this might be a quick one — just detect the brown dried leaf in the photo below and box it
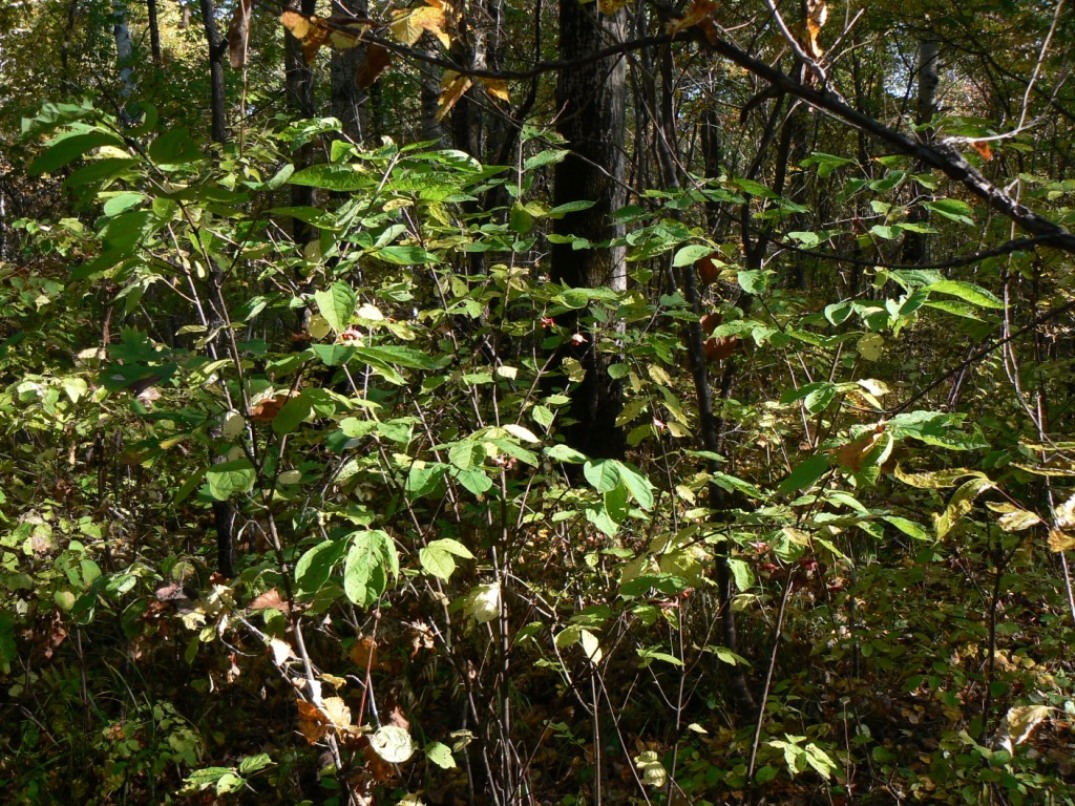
[321,696,353,731]
[249,392,294,422]
[598,0,629,13]
[228,0,254,69]
[303,23,331,62]
[356,44,391,89]
[831,429,883,472]
[248,587,291,613]
[351,636,378,670]
[436,71,472,122]
[665,0,718,37]
[296,699,329,744]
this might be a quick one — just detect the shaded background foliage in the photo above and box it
[2,1,1075,804]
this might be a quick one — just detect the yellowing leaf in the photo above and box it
[996,508,1042,532]
[857,333,884,361]
[1048,529,1075,552]
[280,10,311,40]
[997,704,1050,753]
[802,0,828,59]
[390,6,450,48]
[477,76,510,102]
[437,71,473,122]
[598,0,629,13]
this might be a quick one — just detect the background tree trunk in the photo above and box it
[551,0,628,458]
[198,0,227,144]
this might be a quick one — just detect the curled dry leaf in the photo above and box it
[227,0,254,69]
[356,44,391,88]
[350,635,378,670]
[296,696,355,745]
[248,587,291,612]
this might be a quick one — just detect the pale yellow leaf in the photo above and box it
[1048,529,1075,552]
[436,71,472,122]
[477,76,510,102]
[1056,490,1075,529]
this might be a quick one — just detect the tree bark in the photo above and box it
[551,0,628,459]
[903,38,940,265]
[284,0,318,245]
[330,0,368,142]
[198,0,228,144]
[147,0,163,66]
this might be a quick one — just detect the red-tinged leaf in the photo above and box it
[356,44,391,88]
[227,0,253,69]
[248,588,291,613]
[280,10,311,39]
[971,140,993,161]
[665,0,717,36]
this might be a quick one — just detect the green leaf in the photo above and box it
[616,461,655,510]
[30,131,126,175]
[584,459,620,493]
[924,198,975,225]
[883,515,931,541]
[926,280,1003,310]
[524,149,570,170]
[238,754,274,775]
[449,440,486,471]
[546,444,587,464]
[672,245,713,267]
[779,454,830,494]
[206,459,256,500]
[272,393,314,436]
[375,245,439,264]
[425,741,457,769]
[290,164,369,191]
[313,283,356,333]
[344,530,397,607]
[295,539,349,596]
[148,128,202,164]
[452,467,493,495]
[737,269,768,294]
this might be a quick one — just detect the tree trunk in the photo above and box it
[903,38,940,265]
[111,1,137,120]
[330,0,368,142]
[147,0,163,66]
[284,0,318,245]
[551,0,628,459]
[198,0,228,144]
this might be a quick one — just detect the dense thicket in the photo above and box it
[2,1,1075,803]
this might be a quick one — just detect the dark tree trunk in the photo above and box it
[330,0,368,142]
[903,38,940,266]
[284,0,318,245]
[551,0,628,459]
[147,0,162,66]
[198,0,227,144]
